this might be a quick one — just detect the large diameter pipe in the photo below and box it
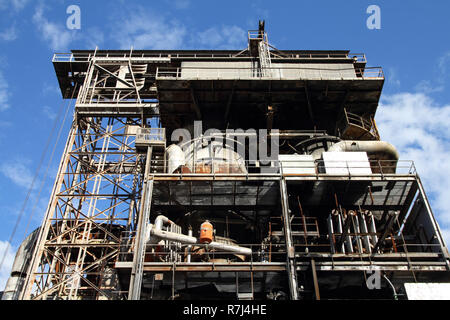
[207,241,252,256]
[328,140,399,160]
[150,228,197,245]
[147,215,178,244]
[166,144,186,173]
[187,228,193,263]
[149,228,252,255]
[154,215,173,231]
[147,215,252,255]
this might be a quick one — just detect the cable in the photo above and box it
[0,102,63,271]
[383,273,398,300]
[22,85,76,241]
[0,84,77,296]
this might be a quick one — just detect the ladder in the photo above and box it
[258,39,272,77]
[149,146,166,174]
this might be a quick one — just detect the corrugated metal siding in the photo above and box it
[180,61,357,80]
[270,63,357,80]
[181,61,254,79]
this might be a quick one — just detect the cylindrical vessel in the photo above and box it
[199,221,214,244]
[183,139,247,174]
[2,228,40,300]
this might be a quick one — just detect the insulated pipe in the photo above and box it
[187,228,193,263]
[147,215,179,245]
[359,211,372,254]
[166,144,186,173]
[154,215,173,231]
[147,215,252,256]
[327,141,399,161]
[150,227,197,245]
[149,227,252,255]
[327,214,335,254]
[206,241,252,256]
[367,212,378,251]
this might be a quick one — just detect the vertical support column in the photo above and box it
[279,178,299,300]
[327,214,336,254]
[128,147,153,300]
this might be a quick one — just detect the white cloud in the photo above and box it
[0,25,18,41]
[162,0,190,10]
[32,5,78,51]
[11,0,28,11]
[106,7,247,51]
[196,25,246,49]
[415,80,444,94]
[251,1,270,20]
[83,27,105,49]
[0,160,35,189]
[174,0,190,9]
[42,82,60,96]
[0,0,28,11]
[387,67,400,87]
[438,51,450,74]
[0,71,9,111]
[110,10,186,49]
[42,105,56,120]
[0,120,12,128]
[376,92,450,245]
[0,240,15,291]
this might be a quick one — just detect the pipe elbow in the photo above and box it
[154,215,172,231]
[328,140,399,161]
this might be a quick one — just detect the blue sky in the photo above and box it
[1,0,450,288]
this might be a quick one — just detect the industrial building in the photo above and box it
[3,21,450,300]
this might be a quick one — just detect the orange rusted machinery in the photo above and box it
[199,221,214,244]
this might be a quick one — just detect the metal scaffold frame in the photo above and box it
[21,116,146,300]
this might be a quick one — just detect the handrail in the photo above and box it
[156,66,384,80]
[136,128,165,143]
[116,231,443,263]
[52,53,75,62]
[144,158,416,176]
[342,109,380,139]
[52,52,367,62]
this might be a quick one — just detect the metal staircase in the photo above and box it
[248,20,272,77]
[258,37,272,77]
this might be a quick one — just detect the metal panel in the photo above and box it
[323,152,372,175]
[271,63,357,80]
[279,154,315,175]
[404,283,450,300]
[180,62,357,80]
[181,61,253,79]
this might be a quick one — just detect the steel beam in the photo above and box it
[279,178,299,300]
[128,147,153,300]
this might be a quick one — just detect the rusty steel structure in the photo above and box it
[5,22,450,300]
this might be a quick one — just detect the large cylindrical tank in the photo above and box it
[199,221,214,244]
[184,140,247,174]
[2,228,40,300]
